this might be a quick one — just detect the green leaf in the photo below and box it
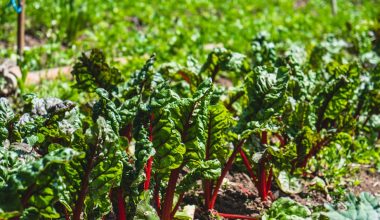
[62,96,124,219]
[262,197,311,220]
[0,98,14,143]
[323,192,380,220]
[204,103,232,163]
[134,191,159,220]
[294,127,318,166]
[0,148,79,219]
[200,48,250,81]
[71,49,124,92]
[275,170,303,194]
[176,159,221,194]
[314,63,360,131]
[247,66,289,121]
[238,65,289,135]
[250,32,277,66]
[162,79,213,167]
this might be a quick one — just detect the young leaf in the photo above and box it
[275,170,303,194]
[71,49,123,92]
[262,197,312,220]
[238,65,289,136]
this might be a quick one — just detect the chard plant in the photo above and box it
[0,31,378,219]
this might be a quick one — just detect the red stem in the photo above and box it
[170,192,185,219]
[258,131,268,201]
[258,160,267,200]
[121,123,133,144]
[299,139,327,168]
[275,133,286,147]
[117,188,126,220]
[209,140,245,209]
[154,174,161,215]
[21,183,36,207]
[161,167,181,220]
[72,146,96,220]
[266,167,273,195]
[215,212,259,219]
[179,71,191,83]
[204,180,211,208]
[261,131,268,145]
[239,149,258,185]
[144,114,154,190]
[64,207,70,220]
[144,157,153,190]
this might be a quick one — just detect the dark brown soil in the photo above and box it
[182,165,380,219]
[281,183,331,209]
[348,166,380,196]
[183,172,270,220]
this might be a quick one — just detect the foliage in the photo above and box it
[262,197,312,220]
[322,192,380,220]
[0,1,380,217]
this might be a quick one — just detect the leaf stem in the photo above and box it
[209,139,245,209]
[214,211,259,219]
[72,143,97,220]
[154,174,161,215]
[144,114,155,190]
[239,149,257,185]
[170,192,185,219]
[258,159,267,200]
[117,187,126,220]
[161,167,181,220]
[257,131,269,201]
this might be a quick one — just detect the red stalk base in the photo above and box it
[239,149,257,184]
[154,175,161,214]
[117,188,126,220]
[208,140,245,209]
[143,114,155,191]
[144,156,153,190]
[213,211,259,220]
[161,168,181,220]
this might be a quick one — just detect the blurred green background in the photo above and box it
[1,0,379,72]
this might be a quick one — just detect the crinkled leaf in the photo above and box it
[176,159,221,194]
[275,170,303,194]
[0,98,14,143]
[323,192,380,220]
[134,191,159,220]
[205,103,232,163]
[0,148,79,219]
[71,49,123,92]
[238,65,289,136]
[262,197,311,220]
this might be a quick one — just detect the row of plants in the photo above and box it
[1,31,379,219]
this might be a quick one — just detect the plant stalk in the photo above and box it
[154,174,161,214]
[161,167,181,220]
[170,192,185,219]
[215,212,259,219]
[209,139,245,209]
[117,188,126,220]
[144,113,154,190]
[72,144,97,220]
[257,131,269,200]
[239,149,257,185]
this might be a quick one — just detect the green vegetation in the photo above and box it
[1,0,380,71]
[0,0,379,219]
